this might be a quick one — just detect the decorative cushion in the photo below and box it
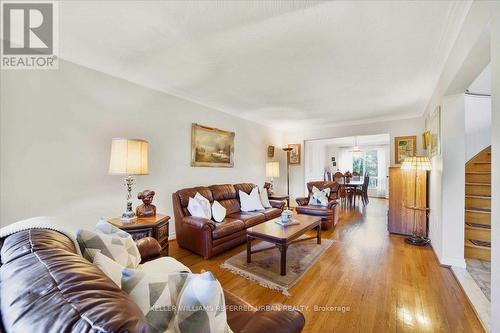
[139,256,191,274]
[172,271,231,333]
[122,269,231,333]
[259,188,272,208]
[93,251,123,288]
[308,186,331,207]
[122,269,186,333]
[187,193,212,219]
[77,228,141,268]
[212,200,227,223]
[195,192,212,219]
[240,187,265,212]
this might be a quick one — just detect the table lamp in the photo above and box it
[266,161,280,194]
[109,138,149,222]
[282,147,293,206]
[401,156,432,245]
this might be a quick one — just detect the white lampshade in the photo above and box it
[266,161,280,178]
[401,156,432,171]
[108,138,149,175]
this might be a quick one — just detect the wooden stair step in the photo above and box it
[465,239,491,261]
[468,239,491,248]
[465,209,491,226]
[465,182,491,196]
[465,224,491,242]
[465,195,491,210]
[465,172,491,184]
[465,222,491,229]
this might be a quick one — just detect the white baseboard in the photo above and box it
[441,256,467,268]
[168,232,176,241]
[451,266,490,332]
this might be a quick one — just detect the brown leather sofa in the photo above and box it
[0,229,305,333]
[295,181,340,230]
[172,183,285,259]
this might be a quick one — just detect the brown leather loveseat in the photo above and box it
[295,181,340,230]
[0,229,305,333]
[172,183,285,259]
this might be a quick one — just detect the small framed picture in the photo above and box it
[331,157,336,162]
[267,145,275,158]
[332,162,337,167]
[287,144,301,165]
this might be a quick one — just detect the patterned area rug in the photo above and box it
[221,238,333,296]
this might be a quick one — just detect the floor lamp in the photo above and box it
[401,156,432,246]
[282,147,293,208]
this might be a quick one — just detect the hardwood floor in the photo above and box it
[169,198,484,332]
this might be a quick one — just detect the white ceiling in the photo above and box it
[58,1,471,130]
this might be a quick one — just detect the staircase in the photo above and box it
[464,146,491,261]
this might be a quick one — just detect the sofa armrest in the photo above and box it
[240,304,305,333]
[295,197,309,206]
[327,199,339,209]
[183,216,216,231]
[269,200,285,210]
[136,237,162,263]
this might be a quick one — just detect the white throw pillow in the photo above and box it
[308,186,331,207]
[188,197,210,219]
[259,188,272,208]
[240,187,265,212]
[195,192,212,219]
[211,200,227,223]
[93,251,124,288]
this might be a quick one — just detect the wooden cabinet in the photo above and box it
[109,214,170,256]
[388,167,428,236]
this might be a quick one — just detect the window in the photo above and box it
[352,150,378,189]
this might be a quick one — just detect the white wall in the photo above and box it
[283,117,425,202]
[465,94,491,161]
[0,60,284,234]
[439,94,466,267]
[490,14,500,333]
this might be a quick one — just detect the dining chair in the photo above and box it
[356,175,370,206]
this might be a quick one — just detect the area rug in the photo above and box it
[221,238,333,296]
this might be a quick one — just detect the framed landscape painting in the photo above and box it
[394,136,416,164]
[288,143,301,165]
[191,123,234,167]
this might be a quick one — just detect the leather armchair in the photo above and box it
[295,181,340,230]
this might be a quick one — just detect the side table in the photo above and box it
[109,214,170,256]
[268,194,290,209]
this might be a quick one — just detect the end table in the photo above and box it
[108,214,170,256]
[268,194,290,209]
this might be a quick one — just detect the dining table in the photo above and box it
[336,178,364,206]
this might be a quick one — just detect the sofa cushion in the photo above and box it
[218,198,241,215]
[227,212,266,228]
[262,207,281,220]
[296,205,334,216]
[209,184,237,201]
[233,183,257,198]
[177,186,213,208]
[212,218,246,239]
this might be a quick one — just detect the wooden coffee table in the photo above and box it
[246,214,322,276]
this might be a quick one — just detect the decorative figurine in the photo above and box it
[136,189,156,218]
[264,182,273,195]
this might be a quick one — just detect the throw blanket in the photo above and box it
[0,216,82,256]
